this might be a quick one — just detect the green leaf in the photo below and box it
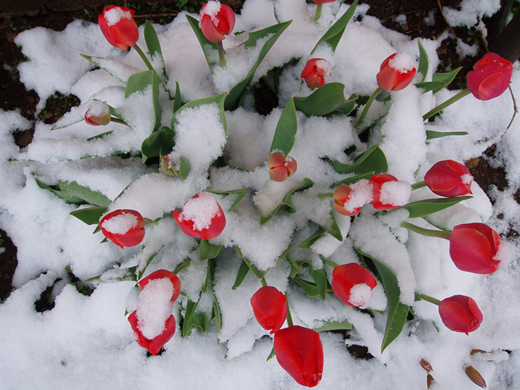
[86,131,113,141]
[179,156,191,180]
[226,21,292,111]
[332,171,374,187]
[80,54,134,84]
[141,126,176,163]
[235,246,269,280]
[415,67,462,94]
[417,40,429,83]
[311,0,359,53]
[199,239,223,261]
[125,70,162,132]
[232,260,251,290]
[299,226,327,250]
[357,249,409,352]
[173,81,182,113]
[293,276,319,297]
[58,181,111,207]
[191,312,212,333]
[182,299,199,337]
[208,258,222,341]
[394,196,472,218]
[186,15,220,72]
[313,318,353,332]
[144,21,166,81]
[172,93,227,136]
[293,83,357,117]
[70,206,108,225]
[426,130,468,140]
[311,269,328,300]
[34,177,85,204]
[270,98,298,155]
[333,145,388,175]
[206,189,248,210]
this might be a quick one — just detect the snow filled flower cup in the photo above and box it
[128,270,181,355]
[332,180,373,216]
[250,286,288,334]
[376,52,417,91]
[331,263,378,307]
[467,52,513,101]
[423,160,473,197]
[274,326,324,387]
[301,58,332,89]
[84,100,111,126]
[438,295,483,335]
[370,174,411,210]
[268,152,297,182]
[199,1,235,43]
[173,192,226,240]
[99,209,146,248]
[98,5,139,50]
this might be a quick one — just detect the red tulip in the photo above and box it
[268,152,297,182]
[370,174,411,210]
[376,52,417,91]
[449,223,503,274]
[424,160,473,197]
[98,6,139,50]
[312,0,335,4]
[139,270,181,303]
[301,58,332,89]
[274,326,324,387]
[467,52,513,101]
[331,263,378,307]
[173,192,226,239]
[199,1,235,43]
[128,311,176,355]
[250,286,287,334]
[85,101,111,126]
[333,180,373,216]
[100,209,145,248]
[438,295,483,335]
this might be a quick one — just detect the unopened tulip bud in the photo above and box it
[333,180,373,216]
[161,152,181,177]
[424,160,473,197]
[301,58,332,89]
[377,52,417,91]
[438,295,483,334]
[420,359,433,372]
[268,152,297,182]
[331,263,378,307]
[427,373,435,389]
[370,174,411,210]
[199,1,235,42]
[98,5,139,50]
[250,286,287,334]
[100,209,146,248]
[465,366,487,389]
[467,52,513,101]
[85,101,111,126]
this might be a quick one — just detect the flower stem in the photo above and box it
[422,89,471,121]
[355,87,383,129]
[133,43,155,72]
[217,41,226,67]
[401,221,451,240]
[261,278,268,287]
[314,4,322,22]
[416,292,441,306]
[411,181,427,190]
[285,294,294,327]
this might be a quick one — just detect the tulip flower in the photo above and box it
[199,1,235,66]
[301,58,332,89]
[173,192,226,240]
[438,295,483,335]
[449,223,506,274]
[422,160,473,197]
[467,52,513,101]
[331,263,378,307]
[268,152,297,182]
[356,52,417,128]
[274,326,324,387]
[139,270,181,303]
[98,6,139,50]
[85,101,111,126]
[370,173,411,210]
[332,180,373,216]
[250,286,288,334]
[100,209,146,248]
[128,311,176,355]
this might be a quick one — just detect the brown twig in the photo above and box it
[436,0,458,40]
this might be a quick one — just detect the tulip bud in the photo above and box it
[312,0,335,3]
[427,373,435,389]
[268,152,297,182]
[161,152,181,177]
[274,326,324,387]
[199,1,235,43]
[301,58,332,89]
[449,223,510,274]
[465,366,487,388]
[376,52,417,91]
[98,6,139,50]
[139,270,181,303]
[420,359,433,373]
[250,286,288,334]
[173,192,226,240]
[424,160,473,197]
[331,263,378,307]
[100,209,146,248]
[438,295,483,335]
[333,180,373,216]
[370,174,411,210]
[85,100,111,126]
[467,52,513,101]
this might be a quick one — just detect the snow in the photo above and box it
[136,278,174,339]
[1,0,520,389]
[103,6,133,27]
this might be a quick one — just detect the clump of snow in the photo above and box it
[379,180,411,207]
[344,179,373,213]
[178,192,221,231]
[101,212,139,234]
[136,278,174,339]
[103,6,132,26]
[349,283,373,307]
[388,52,416,72]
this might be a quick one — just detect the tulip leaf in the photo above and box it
[293,83,357,117]
[80,54,137,84]
[182,299,199,337]
[70,206,108,225]
[313,318,353,332]
[200,239,223,261]
[206,189,248,210]
[356,248,409,352]
[141,126,176,163]
[179,156,191,179]
[125,70,162,132]
[293,276,320,297]
[173,81,182,113]
[191,312,212,334]
[34,177,85,204]
[226,20,292,111]
[87,131,113,141]
[311,0,358,54]
[186,15,219,72]
[394,196,472,218]
[232,260,251,290]
[299,226,327,250]
[426,130,468,139]
[144,21,167,81]
[172,93,228,136]
[235,246,269,280]
[415,67,462,94]
[207,258,222,341]
[417,40,429,83]
[58,181,112,207]
[84,266,138,284]
[311,269,328,300]
[333,145,388,175]
[270,98,298,155]
[332,171,375,188]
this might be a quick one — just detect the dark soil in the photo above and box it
[0,1,513,306]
